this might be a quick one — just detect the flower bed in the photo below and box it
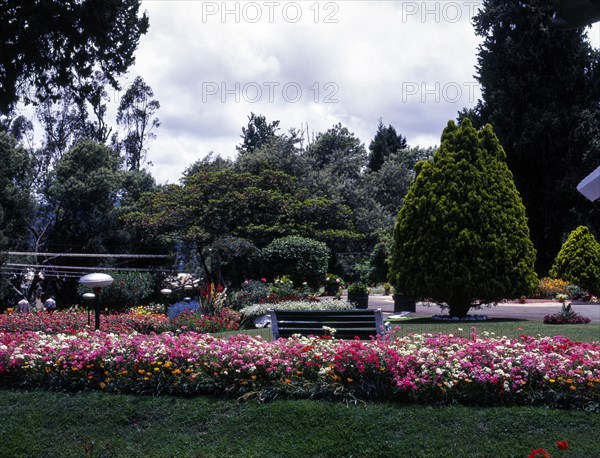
[0,330,598,410]
[0,310,239,334]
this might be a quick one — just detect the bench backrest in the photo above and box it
[269,308,385,340]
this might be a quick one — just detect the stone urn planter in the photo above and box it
[393,294,416,313]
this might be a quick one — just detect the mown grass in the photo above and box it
[220,319,600,343]
[0,389,598,458]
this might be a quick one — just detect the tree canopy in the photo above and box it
[0,0,149,114]
[471,0,600,273]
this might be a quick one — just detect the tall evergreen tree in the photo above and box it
[472,0,600,273]
[389,119,537,317]
[367,120,407,172]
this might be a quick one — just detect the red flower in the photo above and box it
[556,440,569,450]
[528,449,551,458]
[260,277,267,283]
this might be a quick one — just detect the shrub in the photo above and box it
[261,236,330,288]
[550,226,600,295]
[389,119,537,317]
[347,283,369,294]
[230,279,269,310]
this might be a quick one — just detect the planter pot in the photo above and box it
[393,294,416,313]
[325,284,340,296]
[347,292,369,309]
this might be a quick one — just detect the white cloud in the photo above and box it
[120,1,486,183]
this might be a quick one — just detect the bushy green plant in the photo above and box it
[347,283,369,294]
[261,236,330,287]
[550,226,600,294]
[389,119,538,317]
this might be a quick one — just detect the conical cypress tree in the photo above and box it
[550,226,600,294]
[389,119,537,317]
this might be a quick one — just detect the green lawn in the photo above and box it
[221,319,600,343]
[0,390,598,458]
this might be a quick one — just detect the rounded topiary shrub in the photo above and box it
[261,236,330,288]
[389,119,538,317]
[550,226,600,294]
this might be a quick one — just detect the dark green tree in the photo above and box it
[0,0,149,114]
[367,120,407,172]
[550,226,600,294]
[389,119,537,317]
[236,113,280,155]
[0,130,34,302]
[472,0,600,273]
[45,139,124,254]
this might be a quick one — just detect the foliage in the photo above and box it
[78,271,156,313]
[229,279,269,310]
[550,226,600,294]
[239,299,354,322]
[199,283,227,316]
[533,278,586,300]
[261,236,330,288]
[390,119,538,317]
[116,76,160,171]
[0,0,149,113]
[0,330,598,410]
[236,112,280,155]
[543,303,592,325]
[124,169,359,250]
[367,119,407,172]
[269,275,296,297]
[347,283,369,294]
[324,273,344,287]
[472,0,600,273]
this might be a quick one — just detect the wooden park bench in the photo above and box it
[269,308,385,340]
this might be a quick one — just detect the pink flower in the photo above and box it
[260,278,267,283]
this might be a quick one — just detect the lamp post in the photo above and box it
[160,288,172,315]
[79,273,114,330]
[82,292,95,326]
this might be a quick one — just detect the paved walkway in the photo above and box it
[338,294,600,323]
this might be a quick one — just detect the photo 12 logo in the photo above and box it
[401,82,479,103]
[401,1,480,23]
[201,1,340,24]
[202,82,339,103]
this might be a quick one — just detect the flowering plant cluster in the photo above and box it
[0,330,598,408]
[0,310,240,335]
[324,274,344,287]
[544,303,591,325]
[533,278,586,300]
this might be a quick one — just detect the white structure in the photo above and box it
[577,165,600,202]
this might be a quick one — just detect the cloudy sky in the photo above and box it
[111,1,599,184]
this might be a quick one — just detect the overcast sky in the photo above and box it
[106,1,598,183]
